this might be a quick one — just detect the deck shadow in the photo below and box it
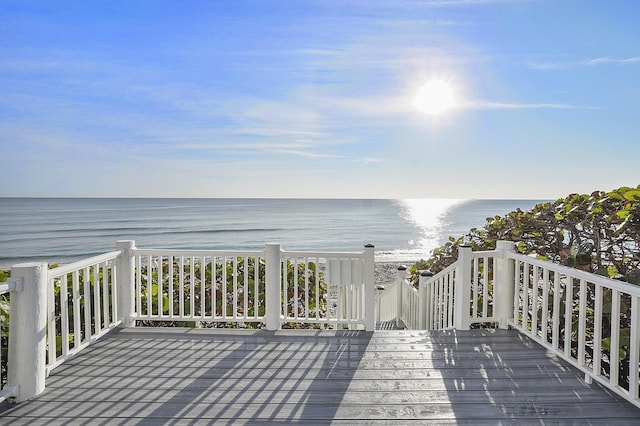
[0,327,372,424]
[427,328,640,424]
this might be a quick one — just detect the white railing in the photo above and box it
[7,237,639,409]
[282,251,368,328]
[376,281,398,323]
[399,276,420,329]
[422,263,457,330]
[411,243,509,330]
[2,240,375,403]
[374,266,417,329]
[131,248,266,323]
[390,241,640,409]
[469,250,498,325]
[0,276,22,402]
[46,251,122,375]
[509,251,640,409]
[2,263,47,403]
[129,246,374,329]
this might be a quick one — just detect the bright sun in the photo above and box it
[413,80,456,116]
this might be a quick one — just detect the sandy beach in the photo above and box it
[375,261,415,284]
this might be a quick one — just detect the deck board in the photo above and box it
[1,328,639,424]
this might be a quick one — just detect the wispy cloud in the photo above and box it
[272,149,342,159]
[525,59,569,70]
[340,0,536,8]
[527,55,640,70]
[421,0,536,5]
[273,148,384,163]
[581,56,640,66]
[461,100,596,110]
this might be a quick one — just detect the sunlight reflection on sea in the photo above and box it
[375,199,463,262]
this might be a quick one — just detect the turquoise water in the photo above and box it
[0,198,546,268]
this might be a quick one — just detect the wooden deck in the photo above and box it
[2,328,639,424]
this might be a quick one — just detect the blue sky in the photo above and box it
[2,0,639,199]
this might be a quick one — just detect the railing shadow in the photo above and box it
[427,328,640,423]
[0,327,372,424]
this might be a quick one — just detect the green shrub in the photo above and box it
[411,185,640,285]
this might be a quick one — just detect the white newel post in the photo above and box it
[7,263,48,402]
[418,270,433,330]
[454,245,472,330]
[396,265,407,328]
[364,244,375,332]
[265,243,282,331]
[495,240,516,329]
[116,240,136,328]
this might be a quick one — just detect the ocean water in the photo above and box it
[0,198,547,269]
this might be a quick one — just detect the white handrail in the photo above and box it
[46,251,122,376]
[0,278,23,295]
[4,238,639,409]
[133,248,263,258]
[131,248,266,323]
[398,278,419,329]
[48,251,122,278]
[3,241,376,402]
[376,281,398,323]
[390,243,640,409]
[508,251,640,409]
[130,247,372,329]
[282,252,367,327]
[423,263,458,330]
[508,252,640,297]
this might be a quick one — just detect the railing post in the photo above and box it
[265,243,282,331]
[396,265,407,328]
[116,240,136,328]
[364,244,375,332]
[454,245,472,330]
[418,270,433,330]
[7,262,48,402]
[495,240,516,329]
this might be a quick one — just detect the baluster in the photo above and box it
[168,255,174,318]
[629,295,640,399]
[60,273,69,356]
[293,257,299,320]
[72,271,81,350]
[83,266,91,345]
[551,270,560,350]
[233,256,238,319]
[212,256,218,318]
[610,289,621,386]
[94,264,101,333]
[243,257,249,319]
[532,266,539,338]
[563,275,573,358]
[157,256,163,317]
[541,268,549,343]
[220,256,224,319]
[482,257,489,320]
[592,283,603,379]
[578,279,587,366]
[102,263,109,328]
[472,258,479,319]
[179,256,185,318]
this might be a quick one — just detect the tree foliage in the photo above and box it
[411,185,640,284]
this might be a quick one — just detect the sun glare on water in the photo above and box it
[413,80,456,116]
[394,199,463,258]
